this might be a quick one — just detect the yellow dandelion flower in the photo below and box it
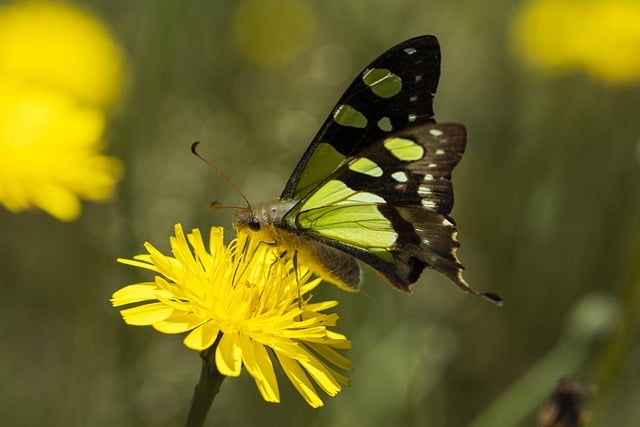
[232,0,315,68]
[512,0,640,84]
[112,224,351,408]
[0,83,122,221]
[0,1,126,107]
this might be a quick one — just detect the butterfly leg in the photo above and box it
[292,250,304,318]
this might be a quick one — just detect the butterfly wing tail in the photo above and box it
[387,207,503,305]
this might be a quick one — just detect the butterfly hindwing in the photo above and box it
[281,36,441,200]
[285,123,481,295]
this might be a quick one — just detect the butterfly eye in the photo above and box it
[248,217,261,231]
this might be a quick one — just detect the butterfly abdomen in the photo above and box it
[295,236,362,292]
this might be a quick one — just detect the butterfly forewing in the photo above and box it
[281,36,441,200]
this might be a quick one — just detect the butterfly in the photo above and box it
[231,35,501,305]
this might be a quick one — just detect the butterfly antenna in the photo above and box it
[209,201,246,211]
[191,141,252,210]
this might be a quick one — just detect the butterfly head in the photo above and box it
[232,200,296,236]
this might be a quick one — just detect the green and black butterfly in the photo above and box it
[232,35,501,305]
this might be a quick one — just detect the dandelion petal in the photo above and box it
[216,332,243,377]
[120,302,172,326]
[276,353,324,408]
[153,312,207,334]
[183,322,219,351]
[111,284,158,306]
[240,334,280,403]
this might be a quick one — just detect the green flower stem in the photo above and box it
[186,342,225,427]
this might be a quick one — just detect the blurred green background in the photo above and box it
[1,0,639,426]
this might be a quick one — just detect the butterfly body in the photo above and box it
[233,200,363,291]
[231,36,501,304]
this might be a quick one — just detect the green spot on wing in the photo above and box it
[348,157,383,177]
[362,68,402,98]
[383,137,424,161]
[292,142,345,199]
[298,180,384,213]
[333,104,368,128]
[377,116,393,132]
[297,205,397,249]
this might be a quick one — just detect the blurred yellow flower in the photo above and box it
[0,1,126,221]
[0,83,122,221]
[512,0,640,84]
[232,0,315,68]
[0,1,126,107]
[112,224,351,408]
